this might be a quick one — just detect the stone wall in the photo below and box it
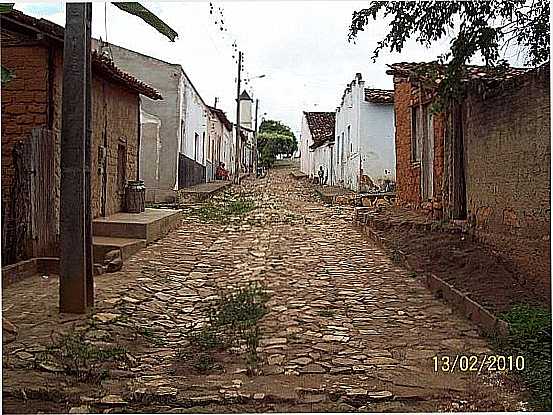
[464,68,550,240]
[464,67,550,288]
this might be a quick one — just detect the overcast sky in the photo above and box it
[19,1,519,138]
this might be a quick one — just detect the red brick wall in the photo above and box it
[3,40,140,232]
[394,78,446,209]
[393,79,421,206]
[1,44,50,235]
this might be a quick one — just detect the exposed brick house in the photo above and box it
[1,10,161,265]
[388,61,550,288]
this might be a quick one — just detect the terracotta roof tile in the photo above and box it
[386,61,528,85]
[364,88,394,104]
[92,51,162,100]
[207,105,233,132]
[304,112,335,149]
[2,9,162,100]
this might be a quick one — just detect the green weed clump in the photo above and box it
[498,304,551,411]
[179,282,268,373]
[193,194,256,223]
[36,330,128,383]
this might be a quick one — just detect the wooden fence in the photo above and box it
[4,128,58,264]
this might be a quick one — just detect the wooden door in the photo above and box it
[117,143,127,211]
[421,105,434,201]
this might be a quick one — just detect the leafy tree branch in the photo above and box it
[349,1,549,106]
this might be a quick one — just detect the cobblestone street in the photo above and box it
[3,163,524,413]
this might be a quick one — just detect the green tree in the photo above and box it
[348,1,550,106]
[258,119,298,158]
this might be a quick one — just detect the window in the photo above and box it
[347,125,351,154]
[340,132,344,163]
[202,132,206,164]
[194,132,199,161]
[411,104,433,163]
[180,120,185,153]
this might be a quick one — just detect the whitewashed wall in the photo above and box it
[299,114,314,176]
[334,74,395,192]
[179,74,208,168]
[312,143,333,184]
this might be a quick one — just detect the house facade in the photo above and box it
[333,73,395,192]
[388,61,550,289]
[94,41,209,201]
[207,105,235,176]
[1,10,161,264]
[300,111,335,182]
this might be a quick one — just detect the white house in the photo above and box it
[179,74,209,183]
[300,111,336,182]
[333,73,395,192]
[207,105,235,177]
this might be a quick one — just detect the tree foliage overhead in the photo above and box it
[111,2,178,42]
[257,120,298,167]
[348,0,550,105]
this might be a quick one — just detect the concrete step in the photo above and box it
[92,208,183,243]
[177,181,231,203]
[93,236,146,263]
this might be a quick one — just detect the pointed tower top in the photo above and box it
[239,90,253,101]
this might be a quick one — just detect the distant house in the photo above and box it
[1,10,161,264]
[387,61,550,288]
[93,40,209,201]
[333,73,395,192]
[207,105,234,177]
[300,111,336,182]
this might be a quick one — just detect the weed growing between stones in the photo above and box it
[35,329,129,383]
[494,304,552,411]
[137,326,165,346]
[191,192,256,223]
[178,282,269,374]
[318,309,335,318]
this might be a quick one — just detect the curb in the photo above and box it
[354,211,510,338]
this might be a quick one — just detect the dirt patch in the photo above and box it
[360,206,549,315]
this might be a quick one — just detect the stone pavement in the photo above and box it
[2,163,525,413]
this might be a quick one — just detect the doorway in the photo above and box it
[420,104,434,201]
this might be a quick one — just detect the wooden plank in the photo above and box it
[59,3,89,314]
[84,2,93,308]
[29,130,37,258]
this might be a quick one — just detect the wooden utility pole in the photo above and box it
[254,98,259,176]
[234,51,242,184]
[59,2,93,313]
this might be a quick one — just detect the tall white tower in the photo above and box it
[239,90,253,130]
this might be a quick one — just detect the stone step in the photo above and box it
[92,236,146,263]
[92,208,183,243]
